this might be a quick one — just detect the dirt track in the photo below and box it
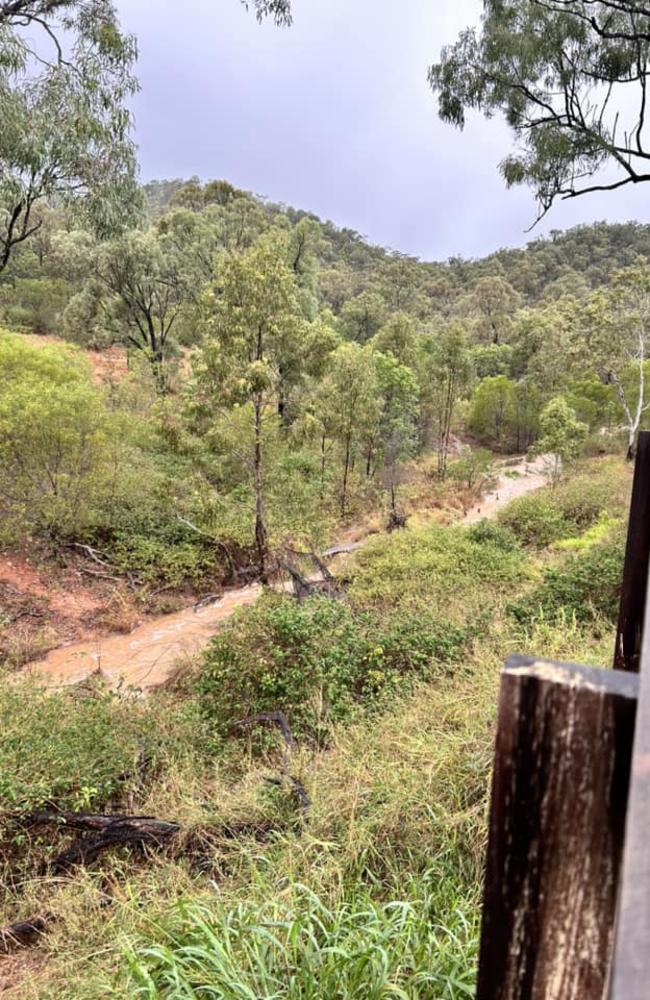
[22,454,550,692]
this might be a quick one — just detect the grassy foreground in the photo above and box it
[0,456,630,998]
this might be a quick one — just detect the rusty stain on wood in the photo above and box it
[476,655,637,1000]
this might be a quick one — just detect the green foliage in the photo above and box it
[0,277,71,334]
[192,231,309,574]
[467,518,519,552]
[430,2,650,216]
[197,593,469,744]
[498,460,629,547]
[108,531,215,588]
[339,290,387,342]
[469,375,515,449]
[550,468,629,528]
[123,866,479,1000]
[65,225,211,390]
[472,342,515,379]
[349,522,522,619]
[314,341,381,515]
[0,1,140,273]
[469,372,544,454]
[566,378,618,432]
[447,447,494,490]
[508,525,625,628]
[418,322,472,478]
[0,330,125,539]
[577,261,650,457]
[534,396,587,483]
[498,494,569,548]
[0,686,153,814]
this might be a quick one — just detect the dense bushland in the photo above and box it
[1,183,649,589]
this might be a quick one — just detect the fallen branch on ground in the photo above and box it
[9,809,181,873]
[0,915,52,954]
[66,542,112,568]
[233,711,310,818]
[78,566,122,583]
[65,541,141,589]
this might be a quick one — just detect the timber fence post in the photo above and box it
[476,656,637,1000]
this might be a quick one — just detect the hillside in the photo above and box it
[0,178,646,998]
[0,456,631,997]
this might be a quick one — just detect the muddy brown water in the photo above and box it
[23,455,549,691]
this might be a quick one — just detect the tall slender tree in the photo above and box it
[194,233,305,579]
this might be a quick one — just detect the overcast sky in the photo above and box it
[117,0,650,262]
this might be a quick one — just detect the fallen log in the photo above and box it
[0,915,51,954]
[321,541,363,558]
[51,816,180,872]
[282,556,343,601]
[0,788,307,952]
[7,810,181,872]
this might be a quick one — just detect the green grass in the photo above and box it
[122,865,479,999]
[1,454,631,999]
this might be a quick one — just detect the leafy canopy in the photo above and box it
[0,329,121,537]
[430,1,650,219]
[0,0,139,272]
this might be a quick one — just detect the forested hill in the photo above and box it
[145,177,650,308]
[1,174,649,349]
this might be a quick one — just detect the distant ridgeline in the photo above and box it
[144,176,650,308]
[1,172,649,350]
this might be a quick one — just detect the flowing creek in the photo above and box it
[23,455,549,691]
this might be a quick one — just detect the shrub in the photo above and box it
[498,459,630,548]
[0,330,144,543]
[349,523,522,618]
[447,447,495,491]
[508,525,625,627]
[108,527,217,587]
[467,518,519,552]
[552,471,628,528]
[0,686,154,815]
[497,493,570,547]
[197,594,469,744]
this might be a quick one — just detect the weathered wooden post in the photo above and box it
[614,430,650,672]
[608,586,650,999]
[476,656,637,1000]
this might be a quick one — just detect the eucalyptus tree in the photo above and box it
[373,350,419,520]
[470,275,521,345]
[578,260,650,458]
[535,397,587,485]
[469,375,515,450]
[371,312,419,368]
[64,224,205,391]
[420,323,473,479]
[0,1,139,273]
[339,291,387,343]
[430,2,650,218]
[194,233,306,580]
[317,342,380,516]
[242,0,292,23]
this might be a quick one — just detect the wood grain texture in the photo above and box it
[614,430,650,672]
[477,655,638,1000]
[609,584,650,999]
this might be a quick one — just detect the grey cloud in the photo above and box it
[118,0,649,260]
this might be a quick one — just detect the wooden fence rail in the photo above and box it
[476,431,650,999]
